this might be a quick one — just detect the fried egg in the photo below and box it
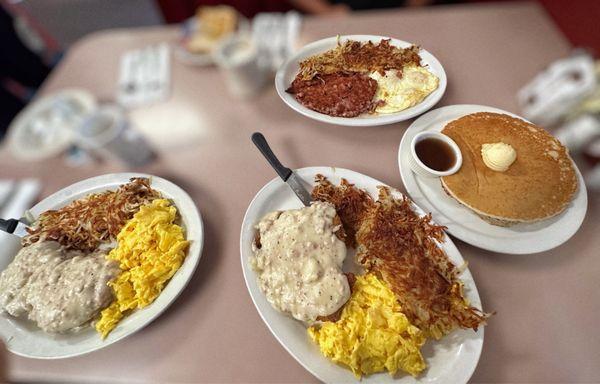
[308,273,426,378]
[370,65,439,114]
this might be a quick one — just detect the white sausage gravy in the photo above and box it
[0,241,119,333]
[251,202,350,323]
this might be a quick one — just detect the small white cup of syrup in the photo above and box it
[409,131,462,178]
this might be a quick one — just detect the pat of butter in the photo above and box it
[481,142,517,172]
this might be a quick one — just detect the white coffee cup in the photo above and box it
[213,34,269,98]
[73,105,154,167]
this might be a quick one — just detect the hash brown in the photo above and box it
[312,175,490,339]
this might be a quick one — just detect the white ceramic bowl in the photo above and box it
[409,131,462,178]
[213,34,269,98]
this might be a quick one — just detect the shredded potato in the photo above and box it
[298,39,422,80]
[312,175,491,339]
[311,175,373,247]
[95,199,188,338]
[23,178,160,252]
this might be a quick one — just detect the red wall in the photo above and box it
[157,0,600,54]
[471,0,600,54]
[538,0,600,54]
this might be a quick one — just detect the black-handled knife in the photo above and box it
[0,217,29,237]
[252,132,312,206]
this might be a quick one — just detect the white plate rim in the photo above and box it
[240,166,484,383]
[398,104,588,254]
[275,35,447,127]
[0,172,204,359]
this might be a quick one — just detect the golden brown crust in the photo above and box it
[311,174,374,247]
[332,214,347,244]
[441,113,577,223]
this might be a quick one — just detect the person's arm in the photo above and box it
[288,0,350,15]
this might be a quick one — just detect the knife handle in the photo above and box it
[252,132,292,181]
[0,218,18,234]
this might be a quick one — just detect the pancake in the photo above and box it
[440,112,577,226]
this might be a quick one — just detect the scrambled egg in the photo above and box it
[95,199,189,338]
[308,274,426,378]
[370,65,439,114]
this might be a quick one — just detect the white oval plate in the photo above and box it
[398,105,588,254]
[240,166,484,383]
[7,89,97,161]
[0,173,204,358]
[275,35,447,127]
[174,44,215,67]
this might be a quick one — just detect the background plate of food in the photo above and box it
[0,173,203,358]
[240,166,488,383]
[398,105,587,254]
[174,5,249,66]
[275,35,446,126]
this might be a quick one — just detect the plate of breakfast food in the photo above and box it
[398,105,587,254]
[275,35,446,126]
[7,88,97,161]
[175,5,248,66]
[0,174,203,358]
[240,166,490,383]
